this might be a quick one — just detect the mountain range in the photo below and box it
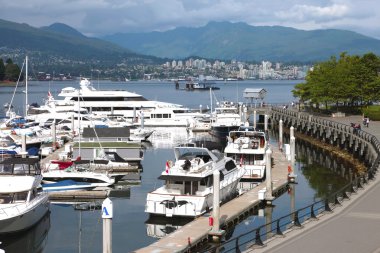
[1,18,380,66]
[0,19,160,68]
[102,21,380,62]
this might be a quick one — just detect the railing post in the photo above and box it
[254,228,264,246]
[235,237,241,253]
[324,199,332,212]
[293,211,302,227]
[310,204,317,220]
[276,219,284,236]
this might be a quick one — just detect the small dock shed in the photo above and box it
[243,88,267,107]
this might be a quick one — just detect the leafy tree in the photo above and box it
[293,52,380,110]
[0,59,5,81]
[4,60,22,82]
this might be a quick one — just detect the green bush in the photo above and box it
[362,105,380,121]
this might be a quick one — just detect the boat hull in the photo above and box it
[210,125,240,139]
[146,176,241,217]
[0,193,49,234]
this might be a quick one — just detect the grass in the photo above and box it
[362,105,380,121]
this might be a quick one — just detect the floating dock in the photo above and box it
[133,145,290,252]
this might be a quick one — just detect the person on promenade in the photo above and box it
[366,117,370,127]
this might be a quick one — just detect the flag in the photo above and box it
[48,91,52,97]
[165,160,170,173]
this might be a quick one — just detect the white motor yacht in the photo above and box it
[224,126,268,181]
[145,146,245,217]
[57,78,183,118]
[210,101,243,138]
[0,157,49,234]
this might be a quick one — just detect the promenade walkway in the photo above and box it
[250,115,380,253]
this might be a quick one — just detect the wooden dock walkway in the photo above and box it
[133,145,290,253]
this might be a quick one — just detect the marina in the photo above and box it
[0,79,363,252]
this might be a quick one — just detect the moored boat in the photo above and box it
[145,146,245,217]
[224,126,268,181]
[0,157,49,234]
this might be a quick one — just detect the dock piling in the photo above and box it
[102,198,113,253]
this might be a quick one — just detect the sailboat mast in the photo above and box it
[78,90,81,157]
[25,56,28,117]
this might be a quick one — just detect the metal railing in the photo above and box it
[199,108,380,253]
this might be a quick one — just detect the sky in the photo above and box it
[1,0,379,39]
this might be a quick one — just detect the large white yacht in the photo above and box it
[56,78,191,121]
[145,146,245,217]
[0,157,49,234]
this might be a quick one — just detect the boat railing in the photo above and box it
[0,192,47,217]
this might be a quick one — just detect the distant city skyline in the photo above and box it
[0,0,380,39]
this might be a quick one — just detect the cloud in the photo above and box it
[276,4,349,22]
[0,0,379,38]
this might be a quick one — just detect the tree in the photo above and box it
[0,59,5,81]
[4,60,22,82]
[293,52,380,110]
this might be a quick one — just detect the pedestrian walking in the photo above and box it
[366,117,370,127]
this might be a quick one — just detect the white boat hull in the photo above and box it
[0,193,49,234]
[146,175,240,217]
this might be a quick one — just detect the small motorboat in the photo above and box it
[41,180,96,192]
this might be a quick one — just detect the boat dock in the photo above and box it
[133,145,290,253]
[48,189,109,200]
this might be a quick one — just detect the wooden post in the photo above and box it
[264,114,268,132]
[212,168,220,233]
[265,148,273,201]
[71,114,75,137]
[52,119,56,151]
[279,119,283,151]
[140,111,144,129]
[21,134,27,158]
[102,198,113,253]
[209,166,225,242]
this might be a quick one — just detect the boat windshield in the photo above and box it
[175,147,213,162]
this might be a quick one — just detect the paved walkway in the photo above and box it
[249,115,380,253]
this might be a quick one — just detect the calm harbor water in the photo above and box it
[0,80,352,252]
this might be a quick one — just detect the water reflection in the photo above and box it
[296,139,354,198]
[222,133,359,247]
[145,216,194,239]
[1,212,50,253]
